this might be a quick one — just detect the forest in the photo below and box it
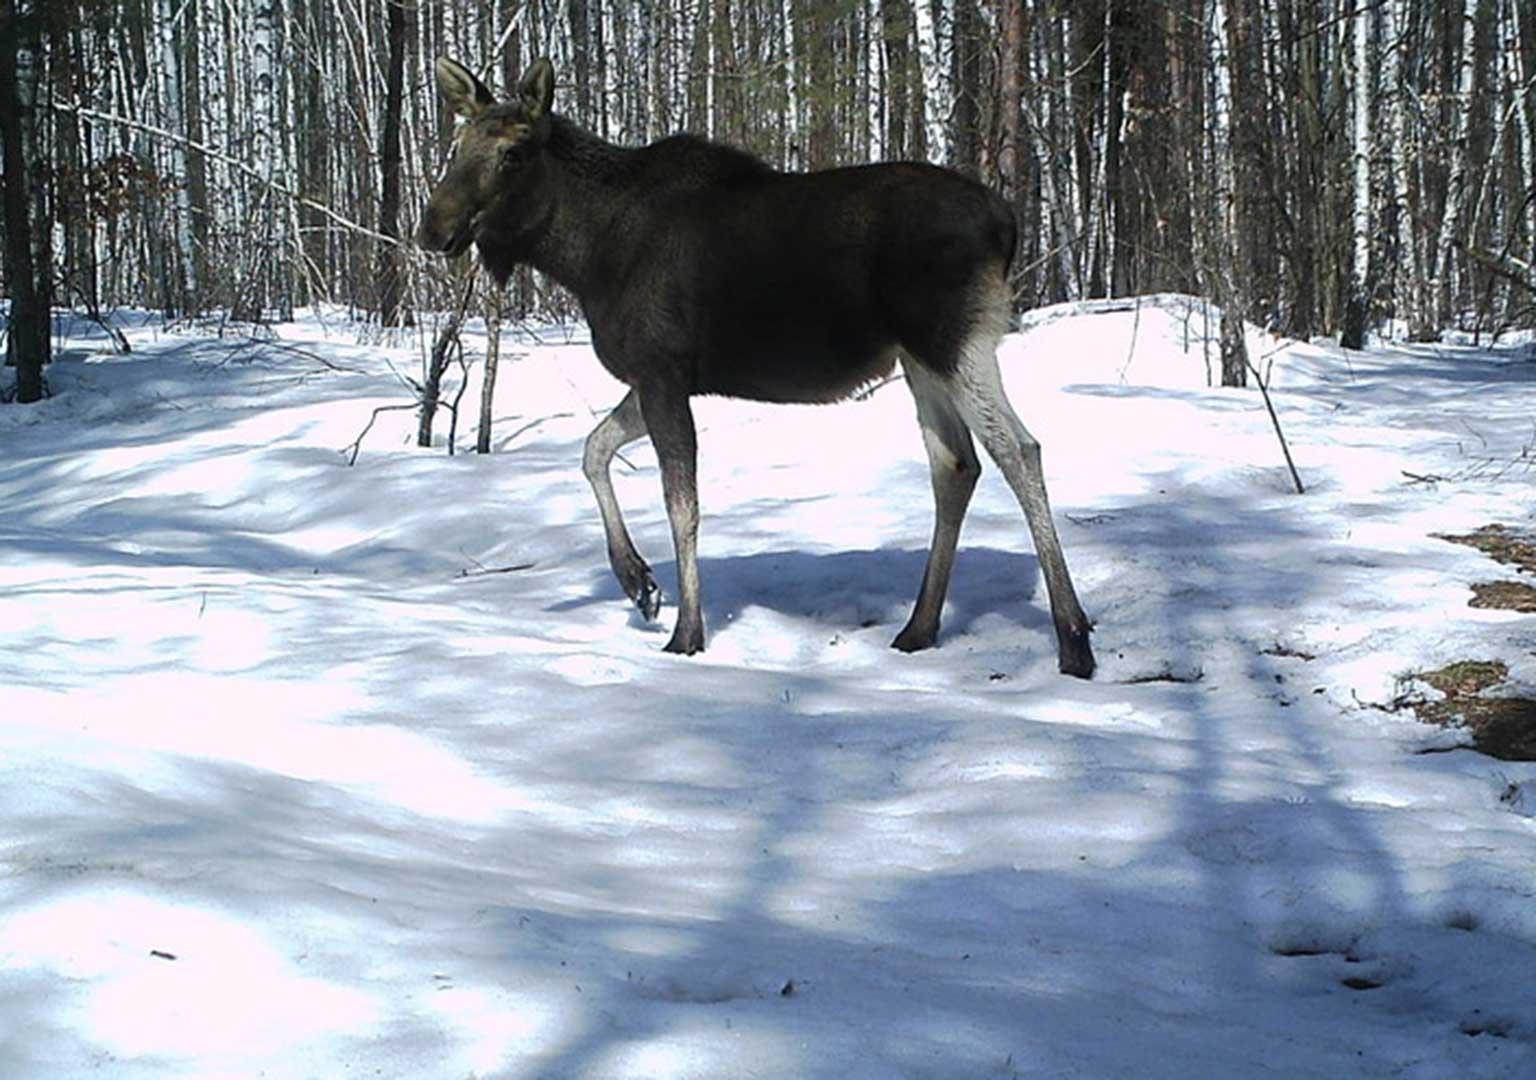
[1,0,1534,406]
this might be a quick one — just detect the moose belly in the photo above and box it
[686,274,900,403]
[692,329,899,404]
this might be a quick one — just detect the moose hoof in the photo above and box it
[1058,632,1096,680]
[891,624,938,653]
[617,563,661,621]
[663,624,706,656]
[632,576,662,621]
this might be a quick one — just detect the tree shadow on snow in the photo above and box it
[547,544,1047,642]
[12,448,1536,1076]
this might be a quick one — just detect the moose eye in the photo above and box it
[499,143,530,169]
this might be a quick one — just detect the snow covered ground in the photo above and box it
[2,299,1534,1079]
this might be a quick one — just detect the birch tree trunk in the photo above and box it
[1025,8,1076,302]
[10,0,1536,341]
[1433,0,1478,328]
[1342,0,1373,349]
[52,12,91,312]
[183,0,211,312]
[916,0,948,166]
[242,0,280,321]
[1383,0,1426,338]
[1211,0,1248,387]
[880,0,916,160]
[156,0,193,315]
[996,0,1023,201]
[477,292,502,454]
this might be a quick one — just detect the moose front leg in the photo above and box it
[636,380,706,654]
[582,390,661,620]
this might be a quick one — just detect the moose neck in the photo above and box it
[506,116,638,299]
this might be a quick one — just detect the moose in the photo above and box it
[418,57,1095,678]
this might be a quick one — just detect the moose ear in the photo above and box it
[435,57,494,120]
[518,58,555,121]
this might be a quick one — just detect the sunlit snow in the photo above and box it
[2,299,1534,1078]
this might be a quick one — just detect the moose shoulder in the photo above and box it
[418,57,1095,678]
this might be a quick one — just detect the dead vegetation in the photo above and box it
[1401,660,1536,762]
[1433,523,1536,614]
[1468,581,1536,612]
[1434,524,1536,576]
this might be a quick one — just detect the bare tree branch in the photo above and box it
[49,99,405,247]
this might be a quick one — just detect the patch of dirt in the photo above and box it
[1419,660,1508,698]
[1407,660,1536,762]
[1435,524,1536,575]
[1468,581,1536,612]
[1124,666,1205,685]
[1261,643,1318,661]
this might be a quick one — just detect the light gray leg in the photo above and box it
[636,381,705,655]
[947,338,1095,678]
[893,358,981,653]
[582,389,661,620]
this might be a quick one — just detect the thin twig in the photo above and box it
[455,562,536,579]
[500,410,576,446]
[259,339,369,374]
[50,100,403,247]
[479,4,529,86]
[1245,357,1306,495]
[343,403,417,466]
[1118,294,1143,383]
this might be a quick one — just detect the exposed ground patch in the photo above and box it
[1434,524,1536,574]
[1403,660,1536,762]
[1437,525,1536,613]
[1403,526,1536,759]
[1469,581,1536,612]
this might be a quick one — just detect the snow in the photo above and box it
[2,300,1534,1078]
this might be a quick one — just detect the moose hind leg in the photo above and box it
[583,390,661,620]
[893,359,981,653]
[947,329,1095,678]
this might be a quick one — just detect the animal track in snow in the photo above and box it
[1269,915,1536,1046]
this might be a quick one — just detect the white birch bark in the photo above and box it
[1469,0,1528,250]
[1209,0,1234,237]
[246,0,278,318]
[915,0,947,166]
[1382,0,1422,335]
[1210,0,1249,385]
[867,0,882,160]
[782,0,801,164]
[1510,0,1534,204]
[1433,0,1477,324]
[1026,17,1076,298]
[157,0,195,308]
[1095,2,1112,295]
[277,1,299,318]
[1512,0,1535,199]
[1348,0,1372,339]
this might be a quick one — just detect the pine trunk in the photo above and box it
[377,0,409,327]
[0,0,49,403]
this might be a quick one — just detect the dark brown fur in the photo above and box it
[419,58,1094,676]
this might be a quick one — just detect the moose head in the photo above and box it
[416,58,555,259]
